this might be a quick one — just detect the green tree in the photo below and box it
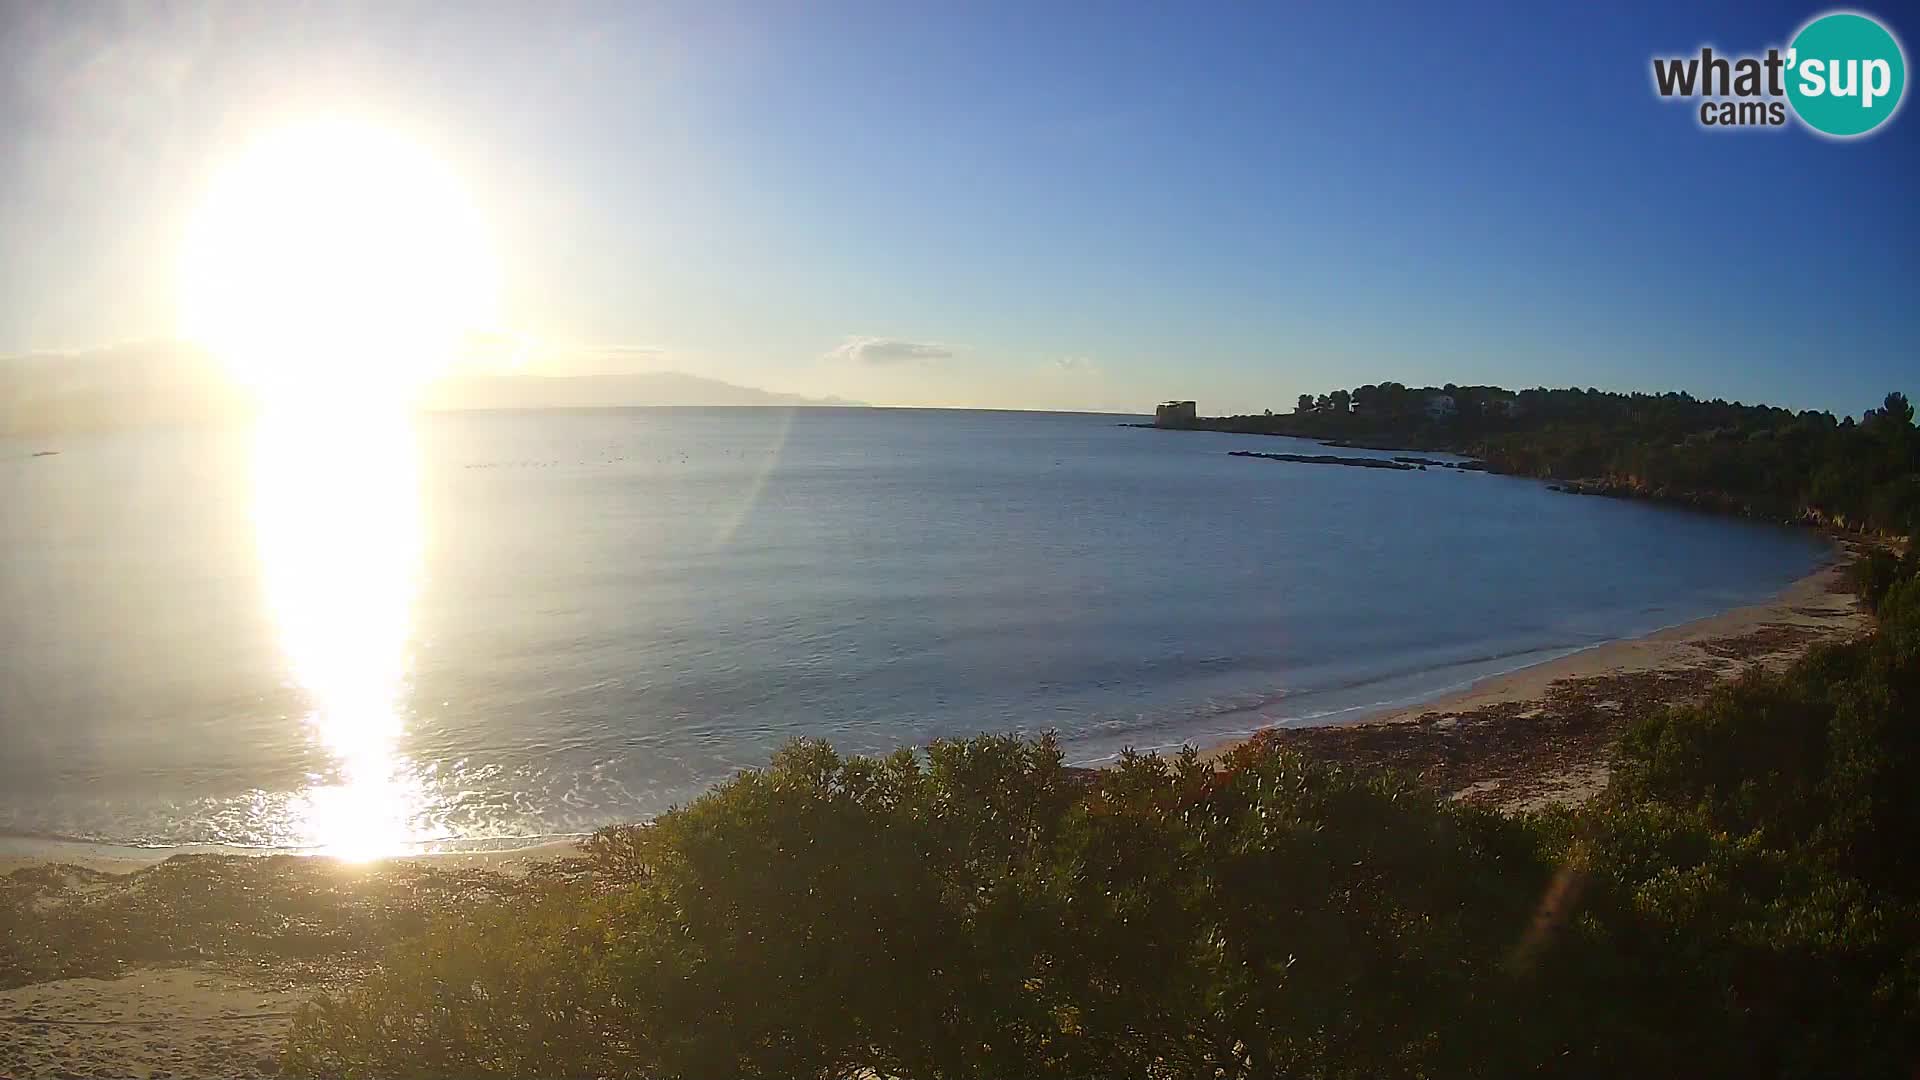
[1879,391,1914,428]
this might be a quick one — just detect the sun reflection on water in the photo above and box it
[254,408,431,860]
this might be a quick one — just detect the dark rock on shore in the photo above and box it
[1543,476,1870,531]
[1390,455,1487,471]
[1228,450,1416,470]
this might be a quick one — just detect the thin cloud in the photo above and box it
[578,344,668,372]
[1052,356,1097,373]
[593,345,666,361]
[825,337,955,365]
[470,340,668,375]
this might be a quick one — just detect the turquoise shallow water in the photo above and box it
[0,407,1827,852]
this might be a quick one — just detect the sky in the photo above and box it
[0,0,1914,416]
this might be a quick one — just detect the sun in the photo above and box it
[179,119,498,410]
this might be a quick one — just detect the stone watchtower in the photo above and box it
[1154,400,1197,427]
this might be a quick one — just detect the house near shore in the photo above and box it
[1423,393,1456,420]
[1155,400,1197,427]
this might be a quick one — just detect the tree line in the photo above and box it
[1197,384,1918,537]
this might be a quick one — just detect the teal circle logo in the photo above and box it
[1786,12,1907,137]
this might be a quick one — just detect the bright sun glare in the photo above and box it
[179,119,497,408]
[178,119,495,860]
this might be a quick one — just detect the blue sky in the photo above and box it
[1,0,1913,414]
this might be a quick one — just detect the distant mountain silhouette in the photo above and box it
[0,342,248,436]
[0,344,862,435]
[424,372,864,411]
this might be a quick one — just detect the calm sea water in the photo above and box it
[0,407,1827,854]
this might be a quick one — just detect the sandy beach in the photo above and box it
[0,545,1875,1078]
[1207,543,1872,812]
[0,838,584,880]
[0,841,586,1079]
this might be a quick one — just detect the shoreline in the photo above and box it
[1201,542,1871,811]
[0,544,1878,1080]
[2,544,1865,872]
[0,836,588,878]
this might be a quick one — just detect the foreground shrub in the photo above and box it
[282,735,1920,1077]
[1552,799,1920,1077]
[1578,549,1920,1073]
[287,738,1614,1078]
[1847,547,1910,611]
[1613,556,1920,895]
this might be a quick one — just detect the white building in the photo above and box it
[1423,393,1456,420]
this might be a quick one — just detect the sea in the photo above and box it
[0,407,1829,856]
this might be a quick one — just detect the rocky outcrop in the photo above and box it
[1390,456,1487,471]
[1228,451,1416,470]
[1544,477,1833,527]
